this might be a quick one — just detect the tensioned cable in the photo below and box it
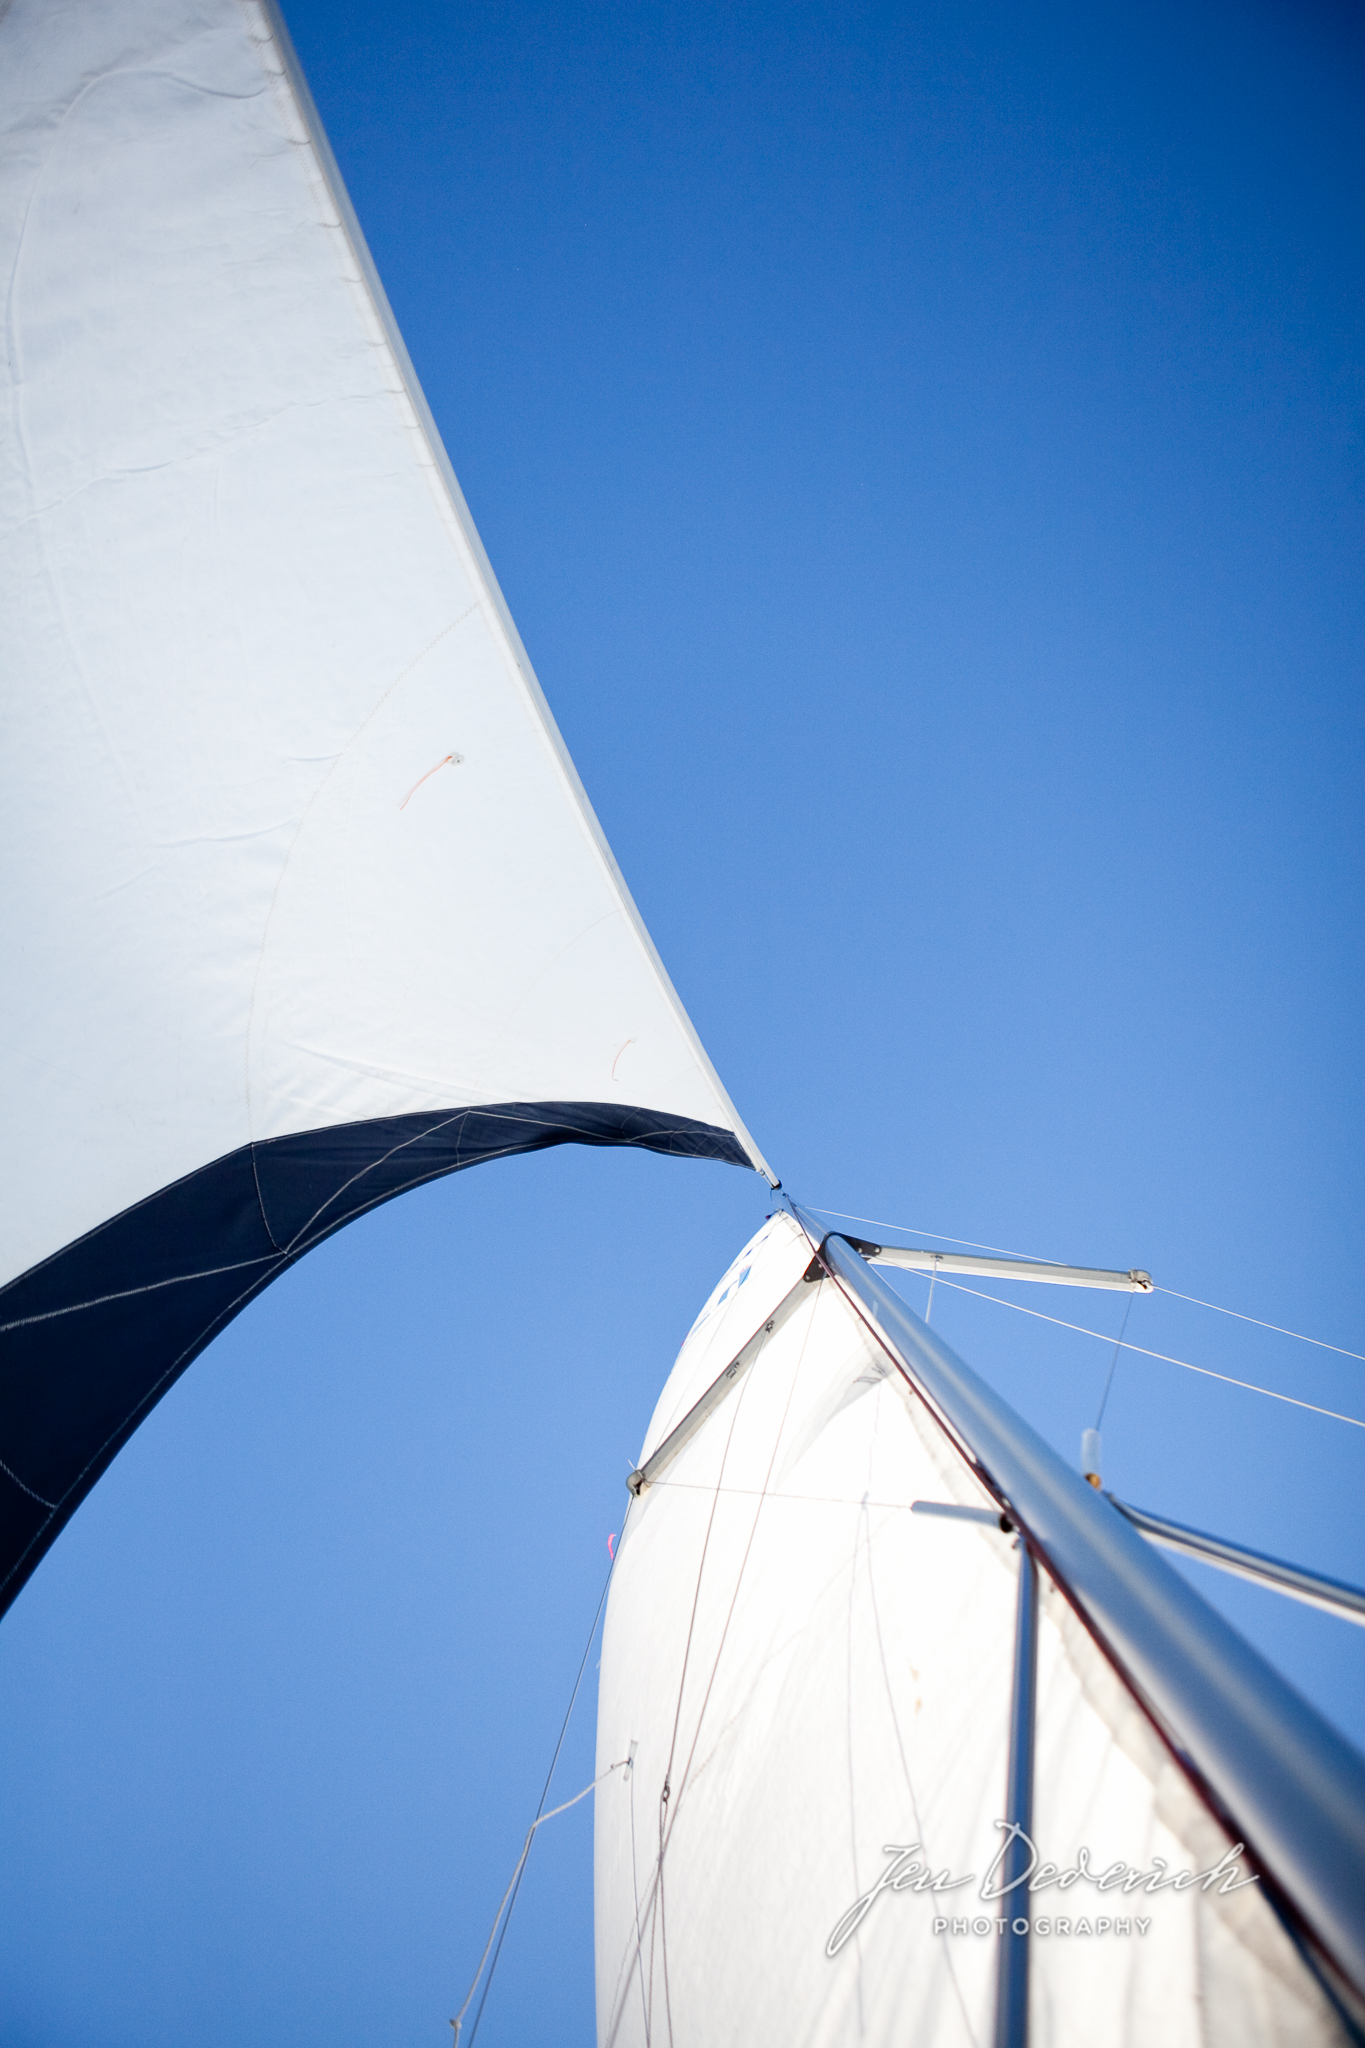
[456,1541,620,2046]
[1153,1286,1365,1363]
[805,1206,1056,1265]
[916,1274,1365,1430]
[804,1205,1364,1365]
[1094,1294,1134,1432]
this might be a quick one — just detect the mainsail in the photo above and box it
[596,1212,1365,2045]
[0,0,769,1615]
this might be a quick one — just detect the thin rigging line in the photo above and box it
[452,1770,623,2046]
[805,1205,1363,1365]
[1094,1294,1135,1431]
[1154,1286,1365,1363]
[917,1275,1365,1430]
[645,1479,991,1512]
[805,1206,1053,1264]
[458,1541,620,2046]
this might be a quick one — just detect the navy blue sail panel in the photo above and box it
[0,1104,749,1617]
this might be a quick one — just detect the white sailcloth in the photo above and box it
[595,1213,1347,2046]
[0,0,766,1612]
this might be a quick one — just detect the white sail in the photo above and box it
[595,1213,1348,2045]
[0,0,767,1611]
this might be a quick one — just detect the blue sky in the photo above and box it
[2,1,1362,2043]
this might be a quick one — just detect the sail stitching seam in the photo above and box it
[0,1107,735,1320]
[250,1144,286,1253]
[0,1254,288,1602]
[273,1107,719,1259]
[6,1127,557,1542]
[0,1110,741,1611]
[0,1255,278,1336]
[0,1457,57,1510]
[241,605,475,1145]
[0,1109,732,1334]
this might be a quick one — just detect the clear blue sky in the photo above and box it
[2,2,1362,2043]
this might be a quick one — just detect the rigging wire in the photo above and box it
[1153,1285,1365,1363]
[454,1538,621,2047]
[805,1206,1055,1265]
[917,1274,1365,1430]
[803,1205,1364,1366]
[1094,1293,1135,1432]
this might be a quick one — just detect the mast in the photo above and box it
[801,1212,1365,2023]
[597,1208,1363,2047]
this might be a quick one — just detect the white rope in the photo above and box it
[920,1274,1365,1430]
[451,1764,627,2045]
[452,1538,622,2046]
